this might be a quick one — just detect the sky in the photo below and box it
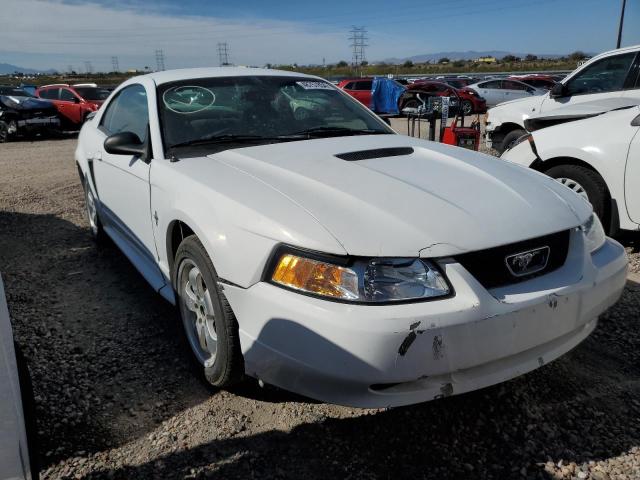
[1,0,640,72]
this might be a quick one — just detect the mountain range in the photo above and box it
[380,50,566,64]
[0,63,57,75]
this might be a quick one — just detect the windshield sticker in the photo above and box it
[163,86,216,114]
[296,81,334,90]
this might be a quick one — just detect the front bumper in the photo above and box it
[15,115,60,130]
[223,233,627,408]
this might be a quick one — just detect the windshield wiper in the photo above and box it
[287,127,389,138]
[168,134,298,150]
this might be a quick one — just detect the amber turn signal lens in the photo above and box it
[271,254,359,300]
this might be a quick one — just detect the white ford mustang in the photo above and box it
[75,68,628,408]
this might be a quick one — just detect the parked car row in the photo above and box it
[0,83,113,142]
[337,77,488,115]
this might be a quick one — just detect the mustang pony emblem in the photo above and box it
[505,246,550,277]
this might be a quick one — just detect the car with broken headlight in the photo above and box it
[75,68,627,408]
[0,86,60,142]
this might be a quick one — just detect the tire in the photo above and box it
[15,345,40,480]
[462,100,473,116]
[172,235,244,387]
[0,120,10,143]
[83,177,106,243]
[544,164,609,225]
[499,128,527,154]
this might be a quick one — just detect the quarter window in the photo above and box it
[565,52,637,96]
[100,84,149,142]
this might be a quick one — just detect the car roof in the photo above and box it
[134,67,320,86]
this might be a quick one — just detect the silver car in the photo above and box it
[0,275,38,480]
[467,78,546,107]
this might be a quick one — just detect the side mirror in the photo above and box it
[549,83,566,99]
[104,131,147,158]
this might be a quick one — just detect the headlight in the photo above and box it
[581,213,606,253]
[268,248,450,303]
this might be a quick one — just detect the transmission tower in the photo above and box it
[349,26,368,69]
[84,61,93,74]
[217,43,230,66]
[111,56,120,73]
[155,49,166,71]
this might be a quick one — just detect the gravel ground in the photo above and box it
[0,137,639,480]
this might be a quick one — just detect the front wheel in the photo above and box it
[83,178,106,243]
[545,164,610,227]
[0,121,10,143]
[172,235,244,387]
[499,128,527,154]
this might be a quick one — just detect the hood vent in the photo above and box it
[335,147,414,161]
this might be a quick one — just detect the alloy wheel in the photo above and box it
[178,259,218,367]
[85,184,99,236]
[556,177,589,201]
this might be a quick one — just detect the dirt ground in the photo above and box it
[0,137,639,480]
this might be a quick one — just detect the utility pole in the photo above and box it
[616,0,626,49]
[217,43,230,66]
[349,26,368,76]
[155,49,165,71]
[111,56,120,73]
[84,61,93,74]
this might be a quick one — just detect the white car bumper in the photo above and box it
[223,233,627,408]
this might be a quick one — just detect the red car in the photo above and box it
[337,78,374,107]
[36,83,111,127]
[400,81,486,115]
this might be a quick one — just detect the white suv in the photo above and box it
[486,45,640,153]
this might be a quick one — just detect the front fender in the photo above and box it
[150,156,346,289]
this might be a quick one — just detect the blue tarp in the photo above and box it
[370,77,405,114]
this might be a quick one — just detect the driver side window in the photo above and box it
[100,84,149,141]
[565,52,637,96]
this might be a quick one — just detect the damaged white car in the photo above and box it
[75,68,628,408]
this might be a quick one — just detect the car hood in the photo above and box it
[0,95,55,111]
[210,135,591,257]
[524,97,640,131]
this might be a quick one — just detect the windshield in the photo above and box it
[0,87,34,97]
[75,87,111,101]
[157,76,393,154]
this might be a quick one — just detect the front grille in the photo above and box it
[335,147,414,161]
[21,108,57,120]
[455,229,571,289]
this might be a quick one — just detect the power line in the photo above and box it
[155,49,165,71]
[617,0,626,48]
[111,56,120,72]
[349,26,368,69]
[217,42,230,66]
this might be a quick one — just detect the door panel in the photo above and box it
[92,84,162,287]
[625,127,640,223]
